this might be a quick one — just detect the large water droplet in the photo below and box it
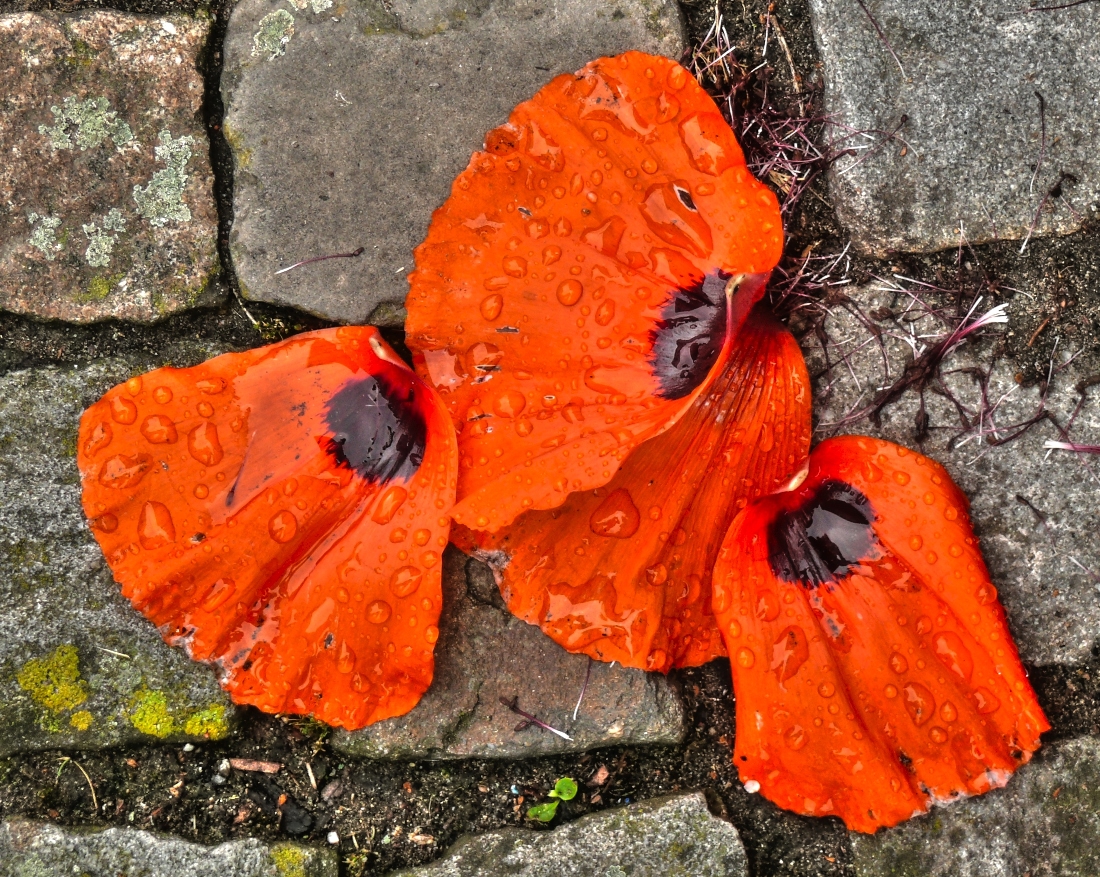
[639,182,714,257]
[268,510,298,543]
[93,513,119,533]
[928,726,948,744]
[861,460,883,482]
[594,299,615,326]
[972,687,1000,714]
[138,501,176,550]
[736,647,756,668]
[337,641,356,674]
[645,563,668,586]
[153,386,173,404]
[902,681,935,726]
[82,421,113,456]
[784,724,807,750]
[367,600,392,624]
[677,112,738,176]
[975,582,997,605]
[480,294,504,321]
[893,471,911,486]
[98,453,154,489]
[372,485,408,524]
[771,625,809,682]
[756,590,780,621]
[187,422,223,466]
[390,566,423,598]
[589,488,641,538]
[940,701,958,723]
[196,377,226,395]
[889,652,909,674]
[200,577,235,611]
[557,279,583,306]
[503,256,527,278]
[933,631,973,681]
[110,395,138,425]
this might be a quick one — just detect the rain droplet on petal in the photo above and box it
[187,422,223,466]
[589,488,640,538]
[480,294,504,321]
[557,279,583,306]
[371,485,408,524]
[367,600,392,624]
[138,501,176,550]
[268,510,298,543]
[736,647,755,668]
[390,566,423,598]
[110,396,138,425]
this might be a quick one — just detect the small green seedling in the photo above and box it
[526,776,578,822]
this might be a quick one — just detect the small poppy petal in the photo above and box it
[406,51,783,532]
[457,308,811,671]
[714,435,1048,832]
[78,327,457,729]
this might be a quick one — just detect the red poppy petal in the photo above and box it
[78,327,457,729]
[457,307,810,672]
[713,436,1048,833]
[406,51,783,532]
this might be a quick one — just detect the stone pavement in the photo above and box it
[1,0,1098,874]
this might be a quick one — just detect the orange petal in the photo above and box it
[713,435,1049,832]
[406,51,783,532]
[77,327,457,729]
[457,307,810,671]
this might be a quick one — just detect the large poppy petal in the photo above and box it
[77,327,457,729]
[406,51,783,532]
[713,435,1048,832]
[456,307,811,672]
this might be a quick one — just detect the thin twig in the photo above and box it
[58,757,98,811]
[500,696,572,741]
[275,246,365,276]
[573,657,593,721]
[852,0,907,76]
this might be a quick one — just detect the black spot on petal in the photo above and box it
[767,480,877,588]
[322,371,426,484]
[649,269,729,400]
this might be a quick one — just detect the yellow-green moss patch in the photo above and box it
[183,704,229,739]
[17,645,89,714]
[128,687,176,737]
[271,844,308,877]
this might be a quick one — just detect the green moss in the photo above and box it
[69,710,93,731]
[183,705,230,739]
[252,10,296,58]
[17,645,89,715]
[270,845,308,877]
[128,687,177,737]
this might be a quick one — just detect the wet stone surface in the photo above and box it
[387,792,748,877]
[0,355,237,756]
[335,550,686,759]
[804,284,1100,667]
[221,0,685,326]
[850,733,1100,876]
[0,818,336,877]
[0,12,222,323]
[808,0,1100,256]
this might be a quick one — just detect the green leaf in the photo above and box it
[526,801,559,822]
[550,777,578,801]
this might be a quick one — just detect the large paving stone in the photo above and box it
[0,818,335,877]
[0,12,222,322]
[809,0,1100,255]
[851,734,1100,876]
[222,0,685,326]
[805,284,1100,666]
[387,792,748,877]
[334,549,685,759]
[0,354,237,756]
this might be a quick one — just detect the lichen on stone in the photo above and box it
[16,645,89,715]
[69,710,93,731]
[290,0,333,13]
[38,95,133,152]
[128,687,176,737]
[252,9,295,59]
[82,208,127,267]
[270,845,309,877]
[27,213,63,260]
[183,704,230,739]
[132,130,194,226]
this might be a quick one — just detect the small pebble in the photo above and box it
[212,775,226,787]
[217,758,231,776]
[327,831,339,845]
[182,743,195,752]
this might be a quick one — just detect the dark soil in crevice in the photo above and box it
[1,0,1098,875]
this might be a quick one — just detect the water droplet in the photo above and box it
[137,414,176,445]
[153,386,173,404]
[645,563,668,586]
[93,513,119,533]
[138,501,176,550]
[861,460,883,482]
[193,484,209,499]
[889,652,909,674]
[639,182,714,257]
[736,647,756,668]
[425,626,439,644]
[975,582,997,605]
[712,581,732,614]
[944,506,958,521]
[677,113,737,176]
[98,453,154,489]
[196,401,214,418]
[915,615,933,635]
[783,724,807,750]
[589,488,640,538]
[491,390,526,419]
[82,421,113,456]
[125,376,143,396]
[928,726,948,744]
[268,510,298,543]
[196,377,226,395]
[337,587,350,603]
[201,578,235,611]
[972,687,1000,714]
[772,626,809,681]
[413,528,431,546]
[893,471,911,486]
[818,681,835,698]
[883,684,898,699]
[557,279,583,306]
[421,551,440,567]
[922,491,935,505]
[756,590,780,621]
[593,299,616,327]
[337,642,356,674]
[110,395,138,425]
[757,422,774,452]
[372,486,408,524]
[391,566,423,598]
[503,256,527,277]
[592,127,608,141]
[902,681,935,725]
[515,418,533,437]
[541,245,563,266]
[480,294,504,321]
[933,631,973,681]
[367,600,392,624]
[940,701,958,723]
[390,527,407,543]
[187,422,223,466]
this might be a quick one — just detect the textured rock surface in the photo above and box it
[0,354,237,756]
[334,550,685,759]
[0,818,335,877]
[0,12,221,322]
[387,792,748,876]
[809,0,1100,255]
[805,284,1100,666]
[222,0,685,326]
[851,734,1100,876]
